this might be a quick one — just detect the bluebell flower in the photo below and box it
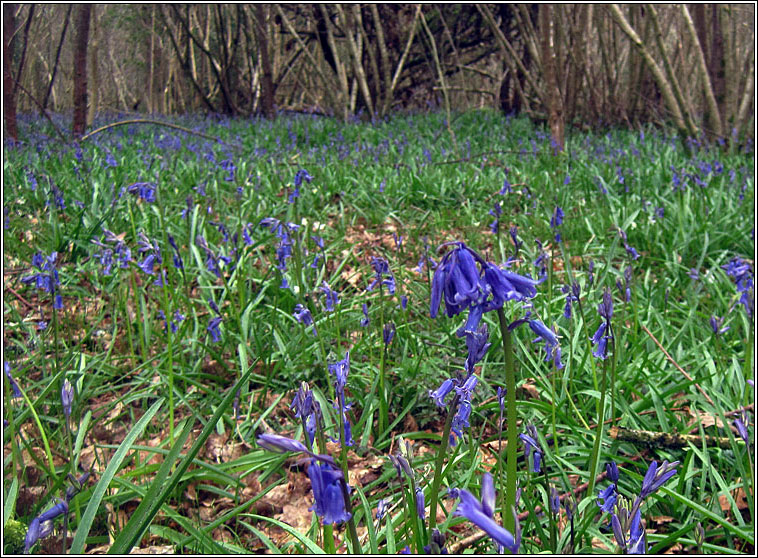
[509,225,521,252]
[24,499,69,552]
[20,251,63,309]
[464,324,490,374]
[319,281,340,312]
[551,206,564,243]
[207,316,222,343]
[383,323,396,347]
[61,379,73,420]
[257,433,307,453]
[597,483,618,513]
[590,290,614,361]
[709,315,729,336]
[429,378,456,408]
[562,283,579,319]
[588,260,595,287]
[126,182,156,203]
[294,304,316,336]
[329,351,353,447]
[376,498,389,520]
[138,253,157,275]
[308,459,351,525]
[533,241,548,284]
[607,461,620,483]
[550,487,560,515]
[294,168,313,187]
[291,383,314,421]
[722,257,754,317]
[360,303,370,327]
[167,235,184,270]
[733,415,749,445]
[529,320,563,369]
[431,242,537,335]
[480,472,496,518]
[329,351,350,393]
[454,482,519,552]
[500,176,512,195]
[367,257,396,294]
[519,424,542,473]
[415,486,425,520]
[450,399,472,446]
[4,361,22,398]
[638,460,679,500]
[624,242,640,260]
[489,202,502,234]
[591,323,609,360]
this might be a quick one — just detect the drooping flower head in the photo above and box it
[528,319,563,369]
[308,460,351,525]
[464,323,491,374]
[453,476,519,552]
[367,256,396,294]
[61,379,74,420]
[519,424,543,473]
[4,361,21,398]
[591,288,614,360]
[430,242,536,335]
[21,252,63,309]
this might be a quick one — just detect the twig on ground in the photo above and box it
[610,425,740,450]
[640,322,715,405]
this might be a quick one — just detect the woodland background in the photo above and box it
[2,4,755,145]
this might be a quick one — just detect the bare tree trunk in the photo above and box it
[317,5,350,119]
[336,4,375,117]
[477,4,540,114]
[275,5,339,115]
[254,4,275,117]
[646,5,698,136]
[539,5,564,150]
[3,4,18,140]
[11,5,35,102]
[87,5,99,125]
[72,4,91,138]
[608,4,689,137]
[709,6,726,128]
[42,5,71,111]
[419,7,458,154]
[681,5,723,138]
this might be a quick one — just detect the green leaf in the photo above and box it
[109,367,254,554]
[247,514,326,554]
[70,398,164,554]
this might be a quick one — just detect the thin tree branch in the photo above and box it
[639,322,715,406]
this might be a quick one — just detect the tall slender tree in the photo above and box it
[3,4,18,140]
[72,4,91,138]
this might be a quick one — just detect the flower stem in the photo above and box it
[428,392,460,532]
[497,307,518,536]
[338,476,363,554]
[587,326,614,502]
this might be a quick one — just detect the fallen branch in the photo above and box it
[79,118,244,151]
[610,426,740,450]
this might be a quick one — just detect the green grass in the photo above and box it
[3,109,754,554]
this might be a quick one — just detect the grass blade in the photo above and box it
[70,398,164,553]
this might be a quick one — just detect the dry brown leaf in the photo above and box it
[518,378,541,400]
[129,545,175,554]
